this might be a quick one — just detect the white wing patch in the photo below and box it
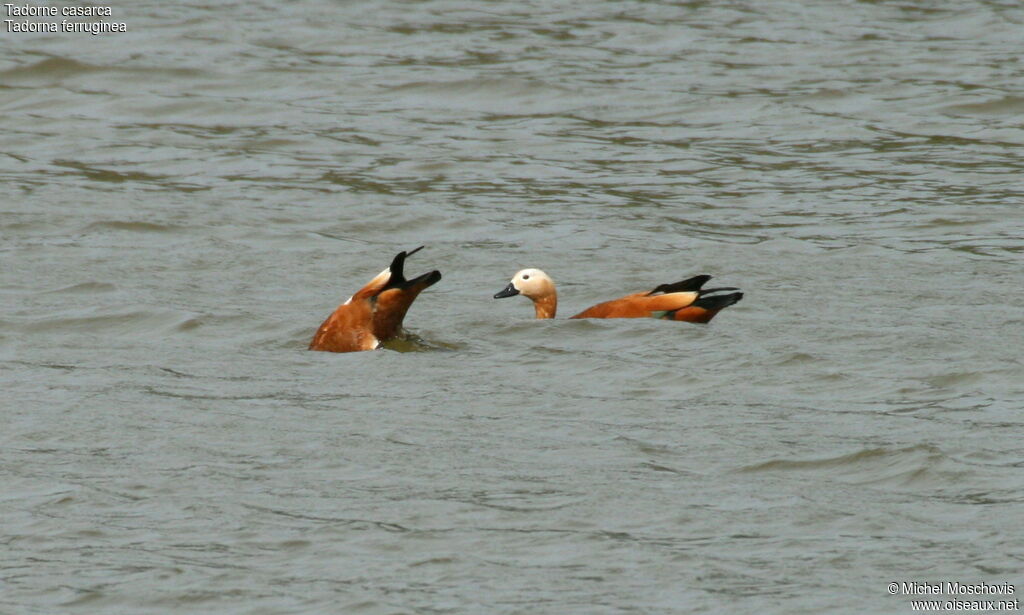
[367,267,392,287]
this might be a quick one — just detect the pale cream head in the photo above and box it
[494,268,558,319]
[508,268,555,299]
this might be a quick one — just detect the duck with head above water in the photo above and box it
[493,269,742,323]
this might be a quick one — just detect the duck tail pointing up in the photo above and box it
[384,246,440,290]
[385,246,422,285]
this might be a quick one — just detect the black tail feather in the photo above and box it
[647,274,711,296]
[385,246,429,289]
[692,291,743,311]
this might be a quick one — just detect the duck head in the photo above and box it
[494,268,557,319]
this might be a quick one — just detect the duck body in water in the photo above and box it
[494,269,742,323]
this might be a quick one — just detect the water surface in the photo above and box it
[2,1,1023,613]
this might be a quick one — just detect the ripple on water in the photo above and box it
[35,282,118,294]
[0,57,107,83]
[735,444,973,490]
[83,220,185,233]
[17,308,203,338]
[385,77,590,114]
[942,96,1024,117]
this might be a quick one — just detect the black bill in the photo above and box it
[493,282,519,299]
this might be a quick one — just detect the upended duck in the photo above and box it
[494,269,742,322]
[309,247,441,353]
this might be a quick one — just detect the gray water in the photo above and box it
[2,1,1024,613]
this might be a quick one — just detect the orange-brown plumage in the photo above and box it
[309,247,441,353]
[494,269,742,323]
[570,290,702,319]
[671,306,715,323]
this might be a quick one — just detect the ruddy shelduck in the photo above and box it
[493,269,742,322]
[309,247,441,353]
